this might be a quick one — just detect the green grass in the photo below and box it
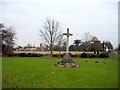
[0,56,2,89]
[2,53,118,88]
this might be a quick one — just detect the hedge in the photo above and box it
[6,52,109,58]
[80,53,109,58]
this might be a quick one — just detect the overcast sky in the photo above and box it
[1,0,119,48]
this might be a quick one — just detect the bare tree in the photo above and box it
[57,34,66,56]
[91,36,99,42]
[0,24,3,55]
[82,32,92,42]
[82,32,92,48]
[81,32,93,58]
[39,18,62,56]
[0,24,16,55]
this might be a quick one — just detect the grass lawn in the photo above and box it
[2,53,118,88]
[0,56,2,89]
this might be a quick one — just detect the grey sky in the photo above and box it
[1,0,119,48]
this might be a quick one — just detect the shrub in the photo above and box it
[38,54,43,57]
[52,54,58,57]
[7,52,109,58]
[27,53,32,57]
[96,54,100,58]
[71,54,78,57]
[19,53,27,57]
[7,53,14,57]
[99,53,109,58]
[88,54,96,58]
[80,53,87,58]
[33,53,36,57]
[59,53,65,57]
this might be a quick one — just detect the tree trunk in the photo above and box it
[59,48,61,58]
[50,44,53,57]
[87,48,89,58]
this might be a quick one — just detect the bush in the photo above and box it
[7,53,14,57]
[27,53,32,57]
[52,54,58,57]
[59,53,66,57]
[19,53,27,57]
[80,53,96,58]
[80,53,87,58]
[17,53,44,57]
[7,52,109,58]
[88,54,96,58]
[96,54,100,58]
[71,54,78,57]
[99,53,109,58]
[37,54,43,57]
[80,52,109,58]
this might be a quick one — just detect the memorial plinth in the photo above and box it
[56,28,79,68]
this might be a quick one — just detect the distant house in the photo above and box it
[15,45,44,51]
[15,46,23,51]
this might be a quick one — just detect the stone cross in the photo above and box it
[63,28,73,55]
